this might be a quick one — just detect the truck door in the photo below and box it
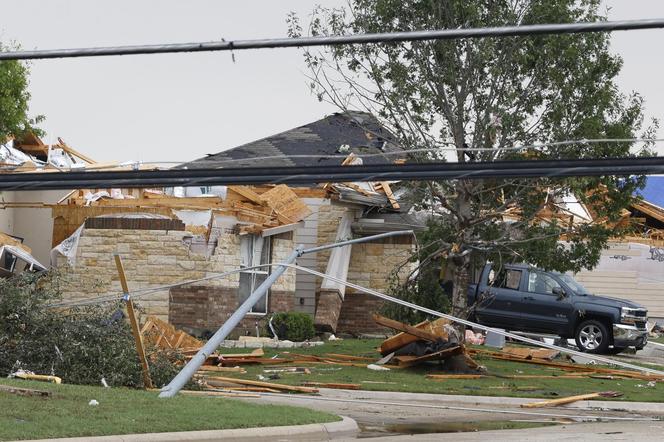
[518,270,575,335]
[475,266,525,329]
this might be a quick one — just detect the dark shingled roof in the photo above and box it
[183,111,405,169]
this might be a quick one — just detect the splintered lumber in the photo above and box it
[521,391,622,408]
[379,317,450,355]
[501,346,560,361]
[202,376,319,394]
[426,374,485,380]
[142,315,203,351]
[196,367,247,374]
[379,181,400,210]
[0,385,51,398]
[228,186,267,206]
[373,314,442,343]
[218,348,264,359]
[470,349,664,381]
[323,354,375,362]
[219,357,293,366]
[302,382,361,390]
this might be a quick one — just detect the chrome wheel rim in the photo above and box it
[579,324,603,350]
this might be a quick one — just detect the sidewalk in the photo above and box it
[24,416,358,442]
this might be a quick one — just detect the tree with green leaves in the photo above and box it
[289,0,657,322]
[0,42,42,141]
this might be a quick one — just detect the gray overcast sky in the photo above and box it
[1,0,663,163]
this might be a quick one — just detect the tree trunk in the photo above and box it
[451,258,469,340]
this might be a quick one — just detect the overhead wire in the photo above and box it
[1,19,664,61]
[2,156,664,190]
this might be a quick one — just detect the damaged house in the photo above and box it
[48,112,422,336]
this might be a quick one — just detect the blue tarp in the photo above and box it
[635,175,664,208]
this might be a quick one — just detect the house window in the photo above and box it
[238,235,271,314]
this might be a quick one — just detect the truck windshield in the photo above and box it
[557,274,590,295]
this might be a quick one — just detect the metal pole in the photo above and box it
[159,248,302,398]
[159,229,416,397]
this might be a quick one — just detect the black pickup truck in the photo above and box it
[468,263,649,354]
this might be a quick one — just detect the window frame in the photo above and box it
[238,234,272,315]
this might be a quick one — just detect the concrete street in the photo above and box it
[242,387,663,439]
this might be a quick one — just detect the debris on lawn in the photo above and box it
[142,315,203,352]
[520,391,622,408]
[373,314,480,371]
[302,382,361,390]
[9,370,62,384]
[0,384,51,398]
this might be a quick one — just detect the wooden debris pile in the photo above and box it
[468,346,664,381]
[141,315,204,352]
[374,314,480,370]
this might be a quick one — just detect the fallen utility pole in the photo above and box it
[158,230,414,398]
[1,19,663,61]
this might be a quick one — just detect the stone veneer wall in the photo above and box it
[315,201,416,334]
[58,226,296,336]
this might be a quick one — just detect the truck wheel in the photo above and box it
[575,320,610,354]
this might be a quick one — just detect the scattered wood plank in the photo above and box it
[218,348,264,359]
[521,391,622,408]
[373,314,442,344]
[323,354,375,362]
[426,374,485,380]
[0,385,51,398]
[143,315,203,351]
[302,382,361,390]
[202,376,319,394]
[501,346,560,361]
[196,367,247,374]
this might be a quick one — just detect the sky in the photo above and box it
[1,0,663,164]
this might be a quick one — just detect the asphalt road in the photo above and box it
[242,388,662,439]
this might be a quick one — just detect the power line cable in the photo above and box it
[1,19,664,61]
[2,156,664,190]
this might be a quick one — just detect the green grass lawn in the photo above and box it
[217,339,664,403]
[0,379,339,441]
[652,335,664,345]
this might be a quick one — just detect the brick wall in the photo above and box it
[316,201,417,334]
[58,223,297,333]
[169,286,293,336]
[336,292,389,335]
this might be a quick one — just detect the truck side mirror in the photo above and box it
[552,287,566,299]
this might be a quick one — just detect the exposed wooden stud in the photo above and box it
[114,254,153,389]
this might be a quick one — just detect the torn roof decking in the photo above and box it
[182,111,406,170]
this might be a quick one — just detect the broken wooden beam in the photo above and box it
[373,314,442,343]
[302,382,361,390]
[521,391,622,408]
[201,376,319,394]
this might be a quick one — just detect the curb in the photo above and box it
[322,389,664,414]
[25,415,358,442]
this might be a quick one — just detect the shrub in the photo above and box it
[0,271,186,388]
[270,312,315,341]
